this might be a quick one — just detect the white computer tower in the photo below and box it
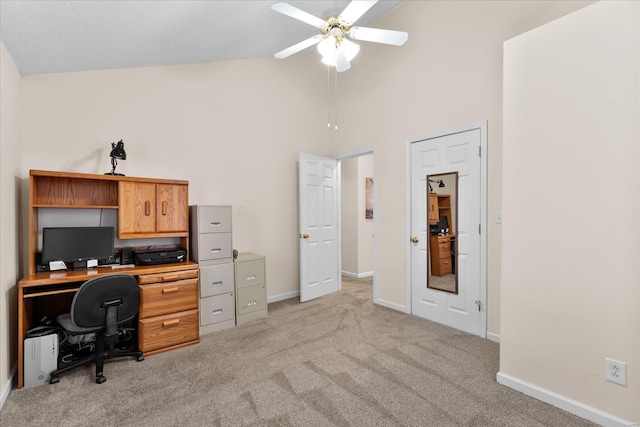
[24,333,58,387]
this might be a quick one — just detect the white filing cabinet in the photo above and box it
[234,253,267,325]
[190,205,235,335]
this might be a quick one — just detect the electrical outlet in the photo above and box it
[605,358,626,386]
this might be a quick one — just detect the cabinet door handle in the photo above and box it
[211,248,222,254]
[210,222,221,227]
[212,281,223,287]
[246,275,256,281]
[162,287,179,294]
[145,201,151,216]
[162,319,180,327]
[162,201,167,215]
[212,309,223,315]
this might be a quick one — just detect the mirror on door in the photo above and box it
[426,172,458,294]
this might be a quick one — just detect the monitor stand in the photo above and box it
[69,260,88,271]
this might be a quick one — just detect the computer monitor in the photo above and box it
[41,226,115,270]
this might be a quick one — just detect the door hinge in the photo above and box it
[478,146,481,157]
[475,300,482,312]
[478,224,481,234]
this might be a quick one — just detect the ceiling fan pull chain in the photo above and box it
[327,64,331,128]
[334,66,339,131]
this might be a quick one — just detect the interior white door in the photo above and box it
[299,153,339,302]
[410,128,483,335]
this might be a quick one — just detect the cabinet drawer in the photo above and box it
[235,259,265,289]
[237,284,266,316]
[201,293,235,326]
[138,309,199,353]
[434,258,452,276]
[196,206,231,234]
[200,263,234,298]
[139,279,198,318]
[437,241,451,258]
[197,233,232,262]
[138,269,198,285]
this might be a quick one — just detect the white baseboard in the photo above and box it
[267,291,300,304]
[486,331,500,343]
[496,372,637,427]
[374,297,410,314]
[341,271,374,278]
[0,364,16,410]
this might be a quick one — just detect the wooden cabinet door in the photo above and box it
[156,184,188,233]
[428,194,439,223]
[119,181,156,236]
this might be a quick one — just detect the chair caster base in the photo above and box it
[49,376,60,384]
[137,355,144,362]
[96,375,106,384]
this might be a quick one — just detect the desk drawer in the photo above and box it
[138,269,198,285]
[138,309,199,353]
[139,279,198,318]
[437,241,451,258]
[201,293,235,326]
[235,259,265,289]
[200,263,234,298]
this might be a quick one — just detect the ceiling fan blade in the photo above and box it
[274,35,323,59]
[338,0,378,26]
[335,49,351,72]
[349,26,408,46]
[271,3,327,29]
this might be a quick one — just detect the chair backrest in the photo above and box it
[71,274,140,328]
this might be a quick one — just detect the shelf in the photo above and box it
[33,205,118,209]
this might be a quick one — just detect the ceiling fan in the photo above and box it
[272,0,408,72]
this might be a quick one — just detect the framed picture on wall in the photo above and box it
[365,177,373,219]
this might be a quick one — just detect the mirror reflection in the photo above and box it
[427,172,458,294]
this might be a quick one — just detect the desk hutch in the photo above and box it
[17,170,199,389]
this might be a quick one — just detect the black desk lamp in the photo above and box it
[105,140,126,176]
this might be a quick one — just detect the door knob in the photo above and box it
[411,237,419,243]
[301,233,310,239]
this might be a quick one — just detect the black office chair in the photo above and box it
[50,274,144,384]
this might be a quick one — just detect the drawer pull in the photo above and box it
[162,287,180,294]
[246,275,256,281]
[210,222,221,227]
[162,319,180,327]
[211,281,223,287]
[162,274,179,282]
[211,248,222,254]
[162,201,168,215]
[212,309,223,315]
[247,300,257,307]
[145,201,151,216]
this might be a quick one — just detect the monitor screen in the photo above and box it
[41,227,115,267]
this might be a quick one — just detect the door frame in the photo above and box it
[336,147,378,304]
[405,121,488,336]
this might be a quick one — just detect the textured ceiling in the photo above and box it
[0,0,404,75]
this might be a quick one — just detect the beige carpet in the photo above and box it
[1,276,595,426]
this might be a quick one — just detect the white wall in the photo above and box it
[19,55,332,300]
[334,0,594,333]
[0,40,21,405]
[500,1,639,424]
[357,155,373,276]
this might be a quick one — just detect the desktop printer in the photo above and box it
[133,248,187,266]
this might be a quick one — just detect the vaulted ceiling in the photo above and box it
[0,0,404,75]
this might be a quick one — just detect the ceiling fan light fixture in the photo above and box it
[318,37,359,67]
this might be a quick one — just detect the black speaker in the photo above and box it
[120,247,133,265]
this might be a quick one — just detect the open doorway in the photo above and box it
[338,151,376,301]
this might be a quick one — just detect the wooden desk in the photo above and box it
[429,234,455,276]
[18,261,199,389]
